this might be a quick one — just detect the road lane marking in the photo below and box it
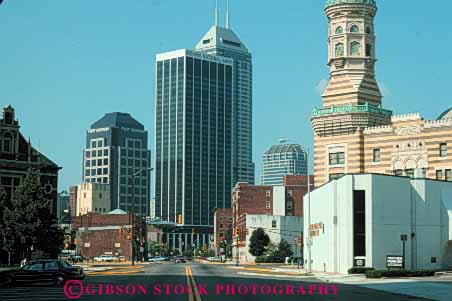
[185,266,194,301]
[186,265,201,301]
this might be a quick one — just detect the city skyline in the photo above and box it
[1,0,451,191]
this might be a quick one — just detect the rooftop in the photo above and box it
[90,112,144,130]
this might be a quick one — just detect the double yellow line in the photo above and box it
[185,265,202,301]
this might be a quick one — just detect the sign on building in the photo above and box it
[84,242,90,248]
[354,258,365,267]
[386,255,403,268]
[115,243,121,248]
[306,237,313,247]
[309,223,324,237]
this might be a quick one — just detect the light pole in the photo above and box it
[298,146,312,273]
[131,167,152,265]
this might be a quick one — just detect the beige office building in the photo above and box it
[312,0,452,186]
[75,182,111,216]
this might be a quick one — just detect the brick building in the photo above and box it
[72,209,141,260]
[0,105,60,213]
[213,208,233,254]
[230,175,312,262]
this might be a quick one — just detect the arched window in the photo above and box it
[2,132,13,153]
[335,26,343,34]
[350,25,360,33]
[335,43,344,57]
[350,42,360,56]
[366,44,372,56]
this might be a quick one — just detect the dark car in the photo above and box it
[174,256,187,263]
[0,259,84,288]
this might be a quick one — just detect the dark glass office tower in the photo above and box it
[155,50,233,237]
[83,113,151,216]
[195,19,255,186]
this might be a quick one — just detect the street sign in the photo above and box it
[84,243,90,248]
[306,237,313,247]
[386,255,404,268]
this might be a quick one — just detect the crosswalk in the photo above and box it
[0,286,89,301]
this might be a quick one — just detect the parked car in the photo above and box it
[0,260,84,288]
[93,255,118,262]
[207,257,222,262]
[148,256,166,262]
[174,256,187,263]
[69,255,84,263]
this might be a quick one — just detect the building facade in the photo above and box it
[261,140,308,186]
[155,49,233,243]
[231,176,312,262]
[83,113,151,216]
[312,0,452,186]
[305,174,452,274]
[57,191,71,224]
[195,8,255,185]
[0,105,60,214]
[75,182,111,216]
[213,208,233,255]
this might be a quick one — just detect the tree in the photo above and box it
[276,239,293,258]
[248,228,270,257]
[1,172,64,263]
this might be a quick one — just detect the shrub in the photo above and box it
[366,270,384,278]
[255,256,268,263]
[365,269,436,278]
[348,267,375,274]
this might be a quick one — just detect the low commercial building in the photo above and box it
[231,175,311,263]
[75,182,111,216]
[213,208,233,255]
[72,209,140,260]
[304,173,452,274]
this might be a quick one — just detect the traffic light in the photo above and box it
[177,214,182,225]
[127,235,132,240]
[235,228,240,235]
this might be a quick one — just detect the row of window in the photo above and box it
[335,42,372,57]
[85,177,109,184]
[85,168,108,176]
[86,158,108,167]
[335,25,371,35]
[436,169,452,181]
[86,149,109,158]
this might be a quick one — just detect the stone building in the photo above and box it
[312,0,452,186]
[74,182,111,216]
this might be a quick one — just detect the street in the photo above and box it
[0,261,434,301]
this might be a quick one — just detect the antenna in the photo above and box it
[226,0,230,29]
[215,0,219,26]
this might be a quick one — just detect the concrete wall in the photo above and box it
[305,174,452,274]
[273,186,286,216]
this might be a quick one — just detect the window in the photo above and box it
[97,159,102,166]
[265,199,271,209]
[104,149,109,156]
[103,177,108,184]
[287,201,293,210]
[350,41,361,55]
[98,140,103,148]
[335,43,344,57]
[103,168,108,175]
[353,190,366,257]
[266,190,271,197]
[287,189,293,197]
[85,161,90,167]
[335,26,343,34]
[350,25,360,33]
[440,143,447,157]
[406,169,414,178]
[436,170,443,180]
[394,170,403,176]
[329,152,345,165]
[219,232,224,238]
[23,262,44,271]
[45,261,58,270]
[203,39,211,44]
[97,150,102,157]
[365,26,371,34]
[103,158,108,165]
[373,149,380,163]
[446,170,452,181]
[2,132,13,153]
[219,223,224,229]
[86,151,90,158]
[366,44,372,57]
[99,193,102,199]
[329,173,344,180]
[272,220,277,228]
[91,140,97,148]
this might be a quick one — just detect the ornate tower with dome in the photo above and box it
[312,0,452,186]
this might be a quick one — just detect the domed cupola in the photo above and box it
[326,0,376,7]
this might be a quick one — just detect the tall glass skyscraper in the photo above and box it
[155,50,233,236]
[83,113,151,216]
[261,140,308,186]
[194,14,255,185]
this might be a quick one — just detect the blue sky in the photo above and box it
[1,0,451,191]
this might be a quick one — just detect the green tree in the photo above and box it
[149,241,161,257]
[2,172,64,262]
[276,239,293,258]
[248,228,270,257]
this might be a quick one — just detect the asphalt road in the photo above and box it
[0,261,433,301]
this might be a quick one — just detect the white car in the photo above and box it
[148,256,166,262]
[94,255,117,262]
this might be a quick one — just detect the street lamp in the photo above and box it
[131,167,153,265]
